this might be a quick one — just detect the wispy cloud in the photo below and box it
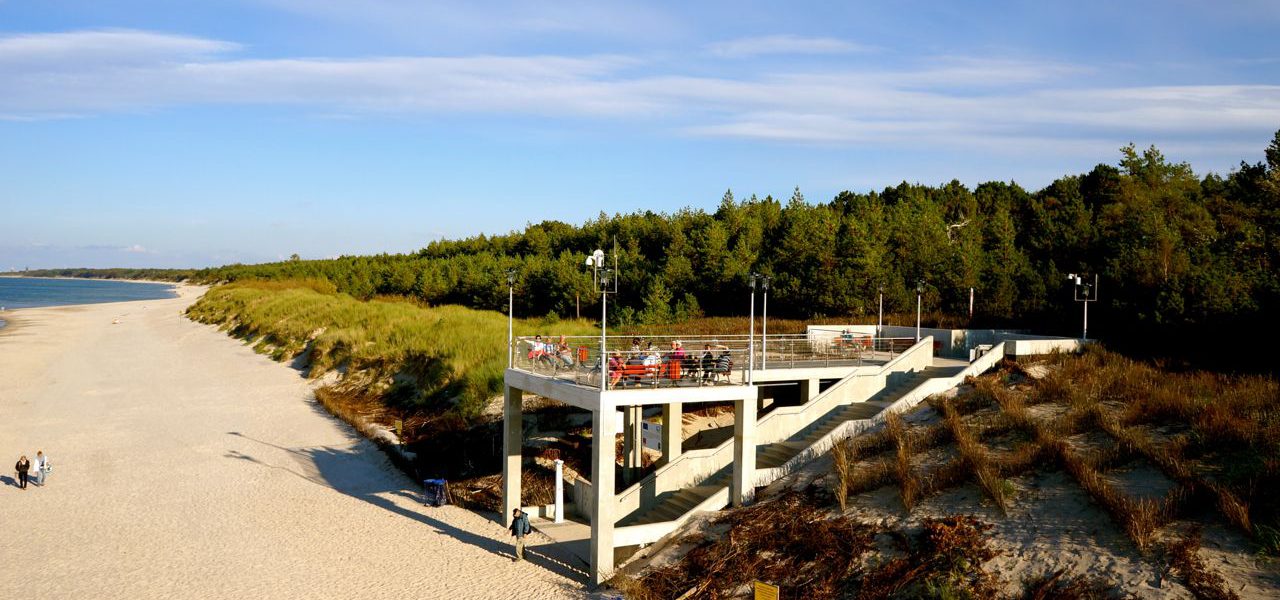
[2,29,1277,155]
[0,29,239,66]
[706,34,874,58]
[253,0,679,42]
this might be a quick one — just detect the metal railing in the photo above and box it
[510,334,917,390]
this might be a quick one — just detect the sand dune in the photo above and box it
[0,286,588,599]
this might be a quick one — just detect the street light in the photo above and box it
[915,280,925,342]
[748,274,756,382]
[752,273,771,370]
[1067,273,1098,340]
[586,249,616,391]
[505,268,517,368]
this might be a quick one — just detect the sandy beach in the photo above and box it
[0,286,589,599]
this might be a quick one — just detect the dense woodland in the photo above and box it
[16,133,1280,369]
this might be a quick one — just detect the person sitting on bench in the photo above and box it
[711,345,733,382]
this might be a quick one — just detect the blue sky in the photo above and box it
[1,1,1278,269]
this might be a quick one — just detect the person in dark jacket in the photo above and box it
[700,344,715,383]
[509,508,532,561]
[15,455,30,489]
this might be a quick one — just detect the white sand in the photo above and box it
[0,287,589,600]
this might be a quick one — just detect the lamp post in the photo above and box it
[586,249,615,391]
[1067,273,1098,340]
[505,268,517,368]
[915,280,925,342]
[755,274,771,370]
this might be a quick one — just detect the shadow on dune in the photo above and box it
[0,475,18,488]
[223,431,589,585]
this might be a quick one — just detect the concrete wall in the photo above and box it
[571,476,594,520]
[1006,337,1084,357]
[880,325,965,356]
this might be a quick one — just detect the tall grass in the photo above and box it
[187,280,595,421]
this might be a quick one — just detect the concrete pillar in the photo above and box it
[799,378,821,402]
[622,405,643,484]
[590,403,617,585]
[660,402,682,466]
[732,390,758,507]
[501,385,523,525]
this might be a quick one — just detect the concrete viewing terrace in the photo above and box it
[501,327,1085,585]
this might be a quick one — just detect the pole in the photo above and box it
[916,291,922,342]
[877,290,883,337]
[968,287,974,321]
[554,459,565,523]
[761,285,768,370]
[1082,297,1088,341]
[748,282,755,383]
[507,283,514,368]
[600,290,608,392]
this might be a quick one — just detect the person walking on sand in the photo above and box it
[15,455,30,489]
[33,450,50,486]
[509,508,532,562]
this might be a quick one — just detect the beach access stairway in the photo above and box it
[611,341,1013,547]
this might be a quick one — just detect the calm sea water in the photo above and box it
[0,277,178,328]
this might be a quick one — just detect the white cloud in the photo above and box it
[0,29,239,68]
[707,34,874,58]
[1,29,1277,154]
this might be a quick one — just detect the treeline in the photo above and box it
[22,133,1280,367]
[2,267,197,281]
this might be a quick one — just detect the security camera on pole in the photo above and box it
[1067,273,1098,340]
[585,248,617,391]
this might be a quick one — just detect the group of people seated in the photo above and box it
[525,335,736,387]
[526,335,575,369]
[607,338,733,388]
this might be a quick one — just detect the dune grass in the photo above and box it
[186,279,597,421]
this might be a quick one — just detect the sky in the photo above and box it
[1,1,1278,269]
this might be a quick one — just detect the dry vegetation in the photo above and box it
[619,347,1279,599]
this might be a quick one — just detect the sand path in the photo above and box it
[0,287,589,599]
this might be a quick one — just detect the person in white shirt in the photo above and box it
[33,450,50,486]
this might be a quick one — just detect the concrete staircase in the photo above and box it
[617,365,962,529]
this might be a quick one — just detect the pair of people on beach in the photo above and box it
[14,450,51,489]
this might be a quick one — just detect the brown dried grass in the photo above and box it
[1165,526,1242,600]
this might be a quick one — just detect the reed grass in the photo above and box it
[187,280,596,421]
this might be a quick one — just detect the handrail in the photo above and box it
[510,334,918,389]
[613,337,935,512]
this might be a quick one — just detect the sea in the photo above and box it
[0,277,178,329]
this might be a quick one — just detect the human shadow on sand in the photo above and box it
[224,431,589,585]
[0,475,19,488]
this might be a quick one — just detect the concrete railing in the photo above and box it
[753,338,934,446]
[753,342,1010,486]
[571,476,594,521]
[614,486,730,548]
[612,337,935,524]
